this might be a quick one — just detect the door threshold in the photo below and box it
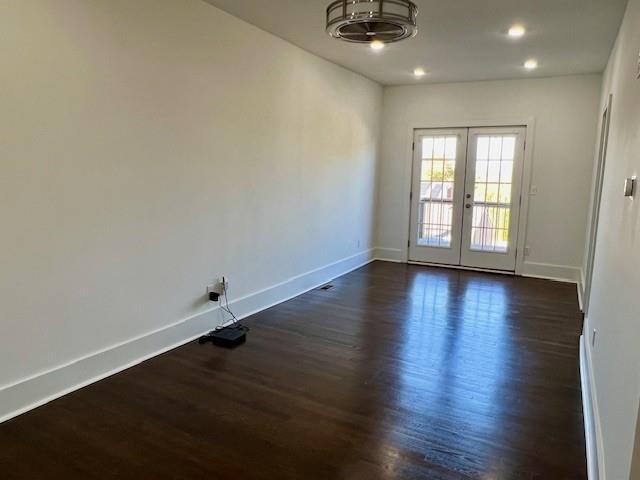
[407,261,516,276]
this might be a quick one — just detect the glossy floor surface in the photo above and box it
[0,262,586,479]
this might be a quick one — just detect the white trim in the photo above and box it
[515,121,536,276]
[0,249,375,424]
[407,261,515,276]
[520,261,582,283]
[583,95,613,315]
[373,253,583,286]
[398,118,536,273]
[586,322,606,479]
[373,247,404,262]
[579,268,587,312]
[581,335,598,480]
[408,128,468,265]
[459,126,527,271]
[581,333,604,480]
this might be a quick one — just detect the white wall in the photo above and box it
[583,0,640,478]
[0,0,381,417]
[376,75,602,280]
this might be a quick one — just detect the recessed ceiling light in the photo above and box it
[370,40,385,51]
[508,24,526,38]
[414,67,426,78]
[524,59,538,70]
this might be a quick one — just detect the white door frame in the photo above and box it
[400,117,536,276]
[408,128,468,265]
[460,126,527,271]
[583,95,612,313]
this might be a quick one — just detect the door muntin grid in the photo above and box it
[417,136,457,248]
[470,135,516,253]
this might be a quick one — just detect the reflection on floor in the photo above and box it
[0,261,586,479]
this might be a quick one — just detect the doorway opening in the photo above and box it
[408,126,527,271]
[583,95,612,314]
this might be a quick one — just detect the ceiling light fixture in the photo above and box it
[508,24,526,38]
[370,40,385,51]
[414,67,426,77]
[326,0,418,46]
[524,59,538,70]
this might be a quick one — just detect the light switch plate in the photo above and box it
[624,176,636,197]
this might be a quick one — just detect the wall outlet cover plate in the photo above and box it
[624,177,636,197]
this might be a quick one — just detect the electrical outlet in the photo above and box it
[592,328,597,348]
[524,246,531,257]
[530,185,538,195]
[357,239,361,249]
[207,278,226,296]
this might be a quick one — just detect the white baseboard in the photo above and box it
[521,261,582,283]
[408,261,516,276]
[578,269,587,313]
[373,247,404,263]
[375,251,582,281]
[0,249,375,424]
[580,334,603,480]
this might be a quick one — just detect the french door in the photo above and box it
[408,126,526,271]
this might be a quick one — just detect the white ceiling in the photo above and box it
[202,0,628,86]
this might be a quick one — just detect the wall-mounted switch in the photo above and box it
[624,176,636,197]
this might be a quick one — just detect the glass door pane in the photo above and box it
[470,135,516,253]
[417,136,457,248]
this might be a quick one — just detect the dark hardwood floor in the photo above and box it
[0,261,586,479]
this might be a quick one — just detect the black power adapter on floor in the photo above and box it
[199,326,247,348]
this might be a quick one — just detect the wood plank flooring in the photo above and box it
[0,261,587,479]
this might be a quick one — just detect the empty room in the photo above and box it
[2,0,640,479]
